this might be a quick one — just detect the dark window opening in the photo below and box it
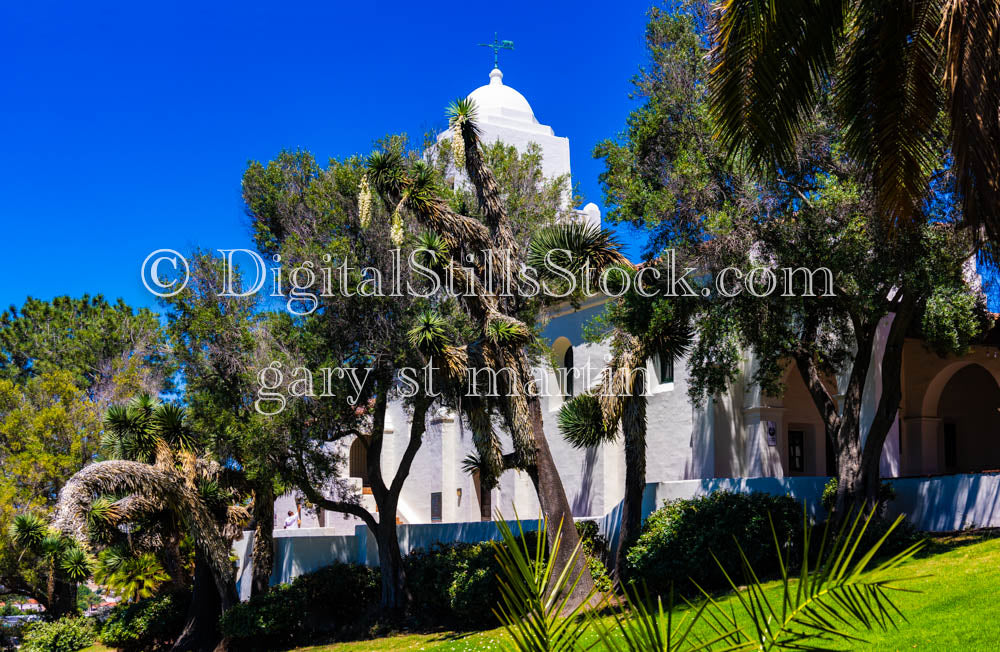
[789,430,805,473]
[473,471,492,521]
[349,437,370,487]
[430,492,442,522]
[658,353,674,384]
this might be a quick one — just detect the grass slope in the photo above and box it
[303,531,1000,651]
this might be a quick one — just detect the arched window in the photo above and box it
[349,437,370,487]
[563,346,575,396]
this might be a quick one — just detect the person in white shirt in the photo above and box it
[283,509,299,529]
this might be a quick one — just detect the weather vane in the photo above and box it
[478,32,514,69]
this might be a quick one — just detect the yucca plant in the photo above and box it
[11,513,94,609]
[558,286,694,575]
[95,549,170,603]
[493,515,595,652]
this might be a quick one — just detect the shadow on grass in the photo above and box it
[913,527,1000,559]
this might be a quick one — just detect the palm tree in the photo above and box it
[558,295,693,577]
[361,99,629,608]
[709,0,1000,254]
[10,513,93,617]
[52,395,245,650]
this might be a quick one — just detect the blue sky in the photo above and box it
[0,0,654,312]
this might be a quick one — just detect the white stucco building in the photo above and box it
[265,67,1000,562]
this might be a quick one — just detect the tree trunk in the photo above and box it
[251,484,275,597]
[161,530,189,594]
[48,579,77,619]
[172,552,224,652]
[527,398,597,609]
[373,508,407,621]
[616,389,647,578]
[832,428,863,516]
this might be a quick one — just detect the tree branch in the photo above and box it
[291,449,377,532]
[389,395,434,496]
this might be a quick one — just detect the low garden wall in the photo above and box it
[235,472,999,597]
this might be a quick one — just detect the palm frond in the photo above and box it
[836,0,943,222]
[528,222,628,277]
[558,394,614,448]
[709,0,846,173]
[589,583,747,652]
[492,515,594,652]
[702,506,925,650]
[941,0,1000,258]
[11,513,48,549]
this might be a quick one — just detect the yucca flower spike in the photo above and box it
[358,174,373,228]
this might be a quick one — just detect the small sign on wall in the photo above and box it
[766,421,777,446]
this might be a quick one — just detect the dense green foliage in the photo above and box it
[219,563,379,648]
[98,592,189,652]
[20,616,96,652]
[0,294,172,394]
[405,525,611,628]
[625,491,804,595]
[0,295,173,616]
[404,542,499,628]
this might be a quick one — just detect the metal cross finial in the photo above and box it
[478,32,514,69]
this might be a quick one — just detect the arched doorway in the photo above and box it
[937,364,1000,473]
[349,437,370,487]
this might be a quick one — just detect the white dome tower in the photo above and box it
[436,67,598,226]
[458,67,570,182]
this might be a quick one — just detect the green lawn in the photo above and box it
[297,530,1000,651]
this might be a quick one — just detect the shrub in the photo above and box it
[575,520,613,593]
[624,491,804,596]
[405,541,498,628]
[21,616,96,652]
[404,529,549,628]
[99,591,189,651]
[219,562,379,649]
